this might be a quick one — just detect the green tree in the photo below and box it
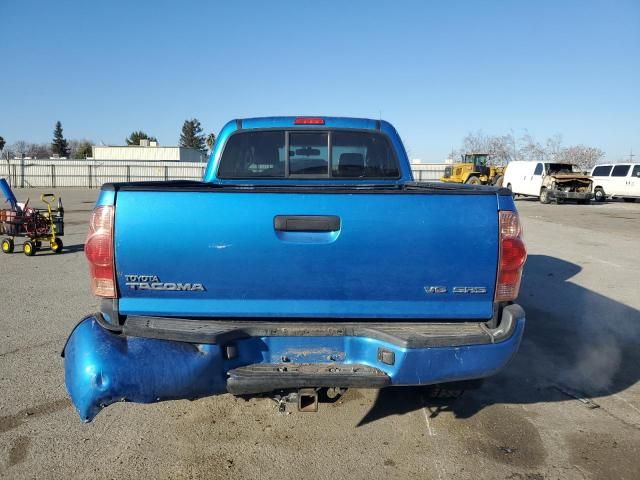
[51,121,70,157]
[206,132,216,151]
[126,131,157,145]
[0,136,5,152]
[180,118,207,153]
[73,141,94,159]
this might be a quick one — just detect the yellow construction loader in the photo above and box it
[440,153,505,186]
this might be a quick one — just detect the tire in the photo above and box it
[1,238,14,254]
[623,198,636,203]
[539,188,551,204]
[466,176,481,185]
[23,241,36,256]
[493,175,504,187]
[50,238,63,253]
[594,188,605,202]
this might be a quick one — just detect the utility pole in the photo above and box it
[628,148,635,163]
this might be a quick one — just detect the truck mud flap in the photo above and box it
[227,363,390,395]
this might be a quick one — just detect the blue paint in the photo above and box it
[0,178,17,209]
[274,230,341,244]
[64,316,525,421]
[114,191,499,319]
[497,193,516,212]
[95,189,116,207]
[64,317,227,422]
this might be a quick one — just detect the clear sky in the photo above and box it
[1,0,638,162]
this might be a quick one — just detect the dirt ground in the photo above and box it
[1,189,639,479]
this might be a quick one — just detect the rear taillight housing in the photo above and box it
[85,206,116,298]
[495,211,527,302]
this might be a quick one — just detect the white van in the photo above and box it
[503,161,593,204]
[590,163,640,202]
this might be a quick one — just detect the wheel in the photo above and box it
[493,175,504,187]
[540,188,550,204]
[23,241,36,256]
[50,238,63,253]
[466,176,481,185]
[594,188,605,202]
[623,198,636,203]
[1,238,14,254]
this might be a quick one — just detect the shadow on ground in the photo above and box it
[359,254,640,425]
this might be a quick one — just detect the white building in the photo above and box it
[410,162,448,181]
[92,140,207,162]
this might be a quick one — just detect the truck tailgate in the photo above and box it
[114,189,498,319]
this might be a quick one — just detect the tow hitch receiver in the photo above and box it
[297,388,318,412]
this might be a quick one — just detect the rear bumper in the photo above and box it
[63,305,525,421]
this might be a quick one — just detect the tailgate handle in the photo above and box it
[274,215,341,232]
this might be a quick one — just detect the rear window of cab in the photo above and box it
[217,130,400,179]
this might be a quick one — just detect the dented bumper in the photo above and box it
[548,190,593,200]
[63,306,525,421]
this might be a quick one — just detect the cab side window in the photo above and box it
[592,165,612,176]
[611,165,630,177]
[533,163,543,175]
[632,165,640,177]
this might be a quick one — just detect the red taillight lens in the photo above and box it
[85,206,116,298]
[294,117,325,125]
[495,211,527,302]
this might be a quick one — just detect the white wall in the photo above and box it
[0,159,446,188]
[0,159,206,188]
[92,146,206,162]
[410,162,447,181]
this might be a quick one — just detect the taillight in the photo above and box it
[85,206,116,298]
[495,211,527,302]
[294,117,325,125]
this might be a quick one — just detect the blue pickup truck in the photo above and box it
[63,116,527,421]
